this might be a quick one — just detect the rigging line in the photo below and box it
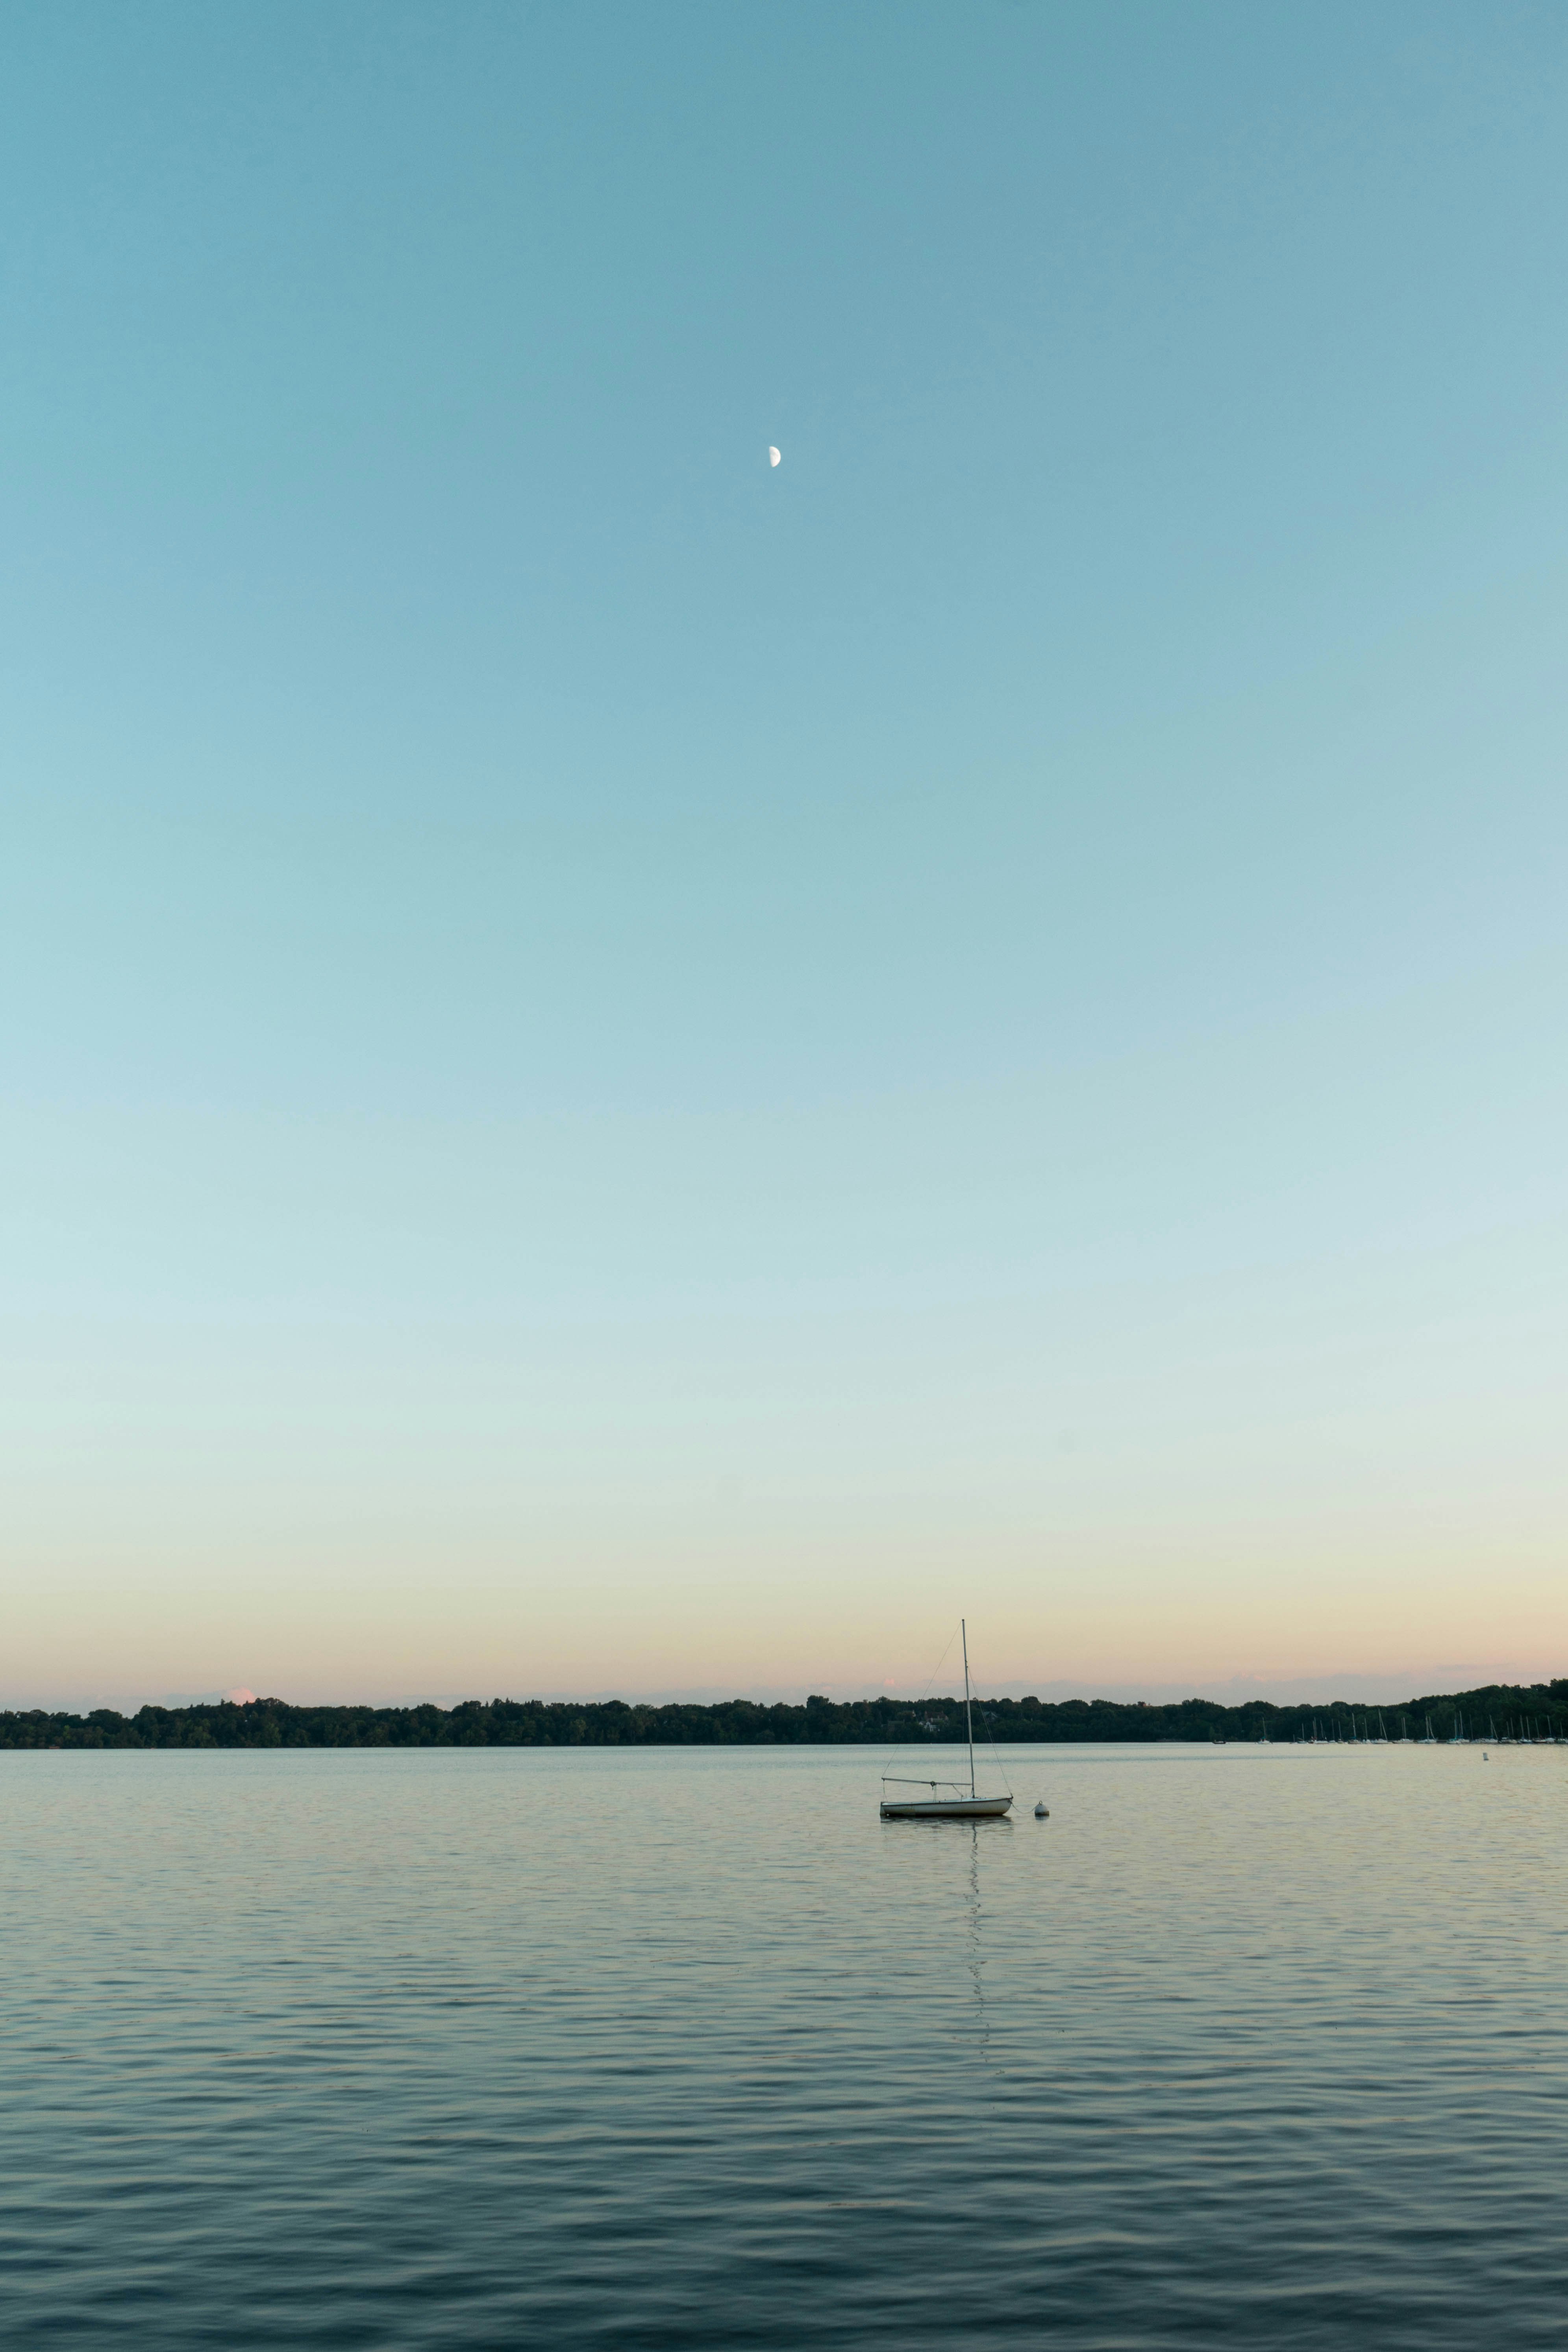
[878,1622,960,1780]
[967,1630,1014,1802]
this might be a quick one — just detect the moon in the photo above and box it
[768,446,781,466]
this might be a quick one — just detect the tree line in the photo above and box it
[2,1683,1565,1749]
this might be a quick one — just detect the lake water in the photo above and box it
[4,1741,1567,2348]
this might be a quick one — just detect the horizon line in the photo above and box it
[7,1675,1566,1724]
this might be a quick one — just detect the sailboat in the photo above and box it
[880,1621,1014,1819]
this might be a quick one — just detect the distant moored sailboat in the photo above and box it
[880,1621,1014,1820]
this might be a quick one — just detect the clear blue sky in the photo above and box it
[5,2,1567,1706]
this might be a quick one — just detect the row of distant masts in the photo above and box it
[1281,1711,1568,1746]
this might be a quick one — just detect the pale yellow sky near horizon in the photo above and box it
[9,1490,1564,1710]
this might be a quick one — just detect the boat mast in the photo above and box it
[963,1618,975,1798]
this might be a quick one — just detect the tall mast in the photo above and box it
[963,1618,975,1798]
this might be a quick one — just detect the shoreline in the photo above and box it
[4,1683,1563,1751]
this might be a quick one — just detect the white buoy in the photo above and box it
[1034,1802,1048,1817]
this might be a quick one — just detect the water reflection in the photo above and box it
[967,1821,991,2061]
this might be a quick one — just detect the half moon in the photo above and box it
[768,446,781,466]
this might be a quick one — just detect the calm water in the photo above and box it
[4,1741,1568,2348]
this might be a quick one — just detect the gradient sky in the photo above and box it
[5,2,1567,1708]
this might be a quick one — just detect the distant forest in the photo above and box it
[3,1684,1566,1750]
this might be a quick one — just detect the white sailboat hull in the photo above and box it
[880,1794,1013,1820]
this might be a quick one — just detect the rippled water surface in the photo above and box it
[5,1741,1568,2348]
